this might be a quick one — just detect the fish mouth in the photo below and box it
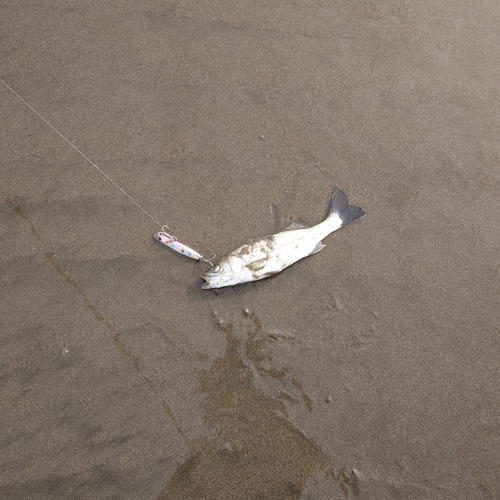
[201,265,220,289]
[201,275,212,289]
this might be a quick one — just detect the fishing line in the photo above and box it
[1,78,163,228]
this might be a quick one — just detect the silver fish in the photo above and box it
[201,187,365,289]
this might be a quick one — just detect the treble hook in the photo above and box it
[200,254,216,266]
[158,225,177,241]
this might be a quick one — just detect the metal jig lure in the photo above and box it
[153,226,215,266]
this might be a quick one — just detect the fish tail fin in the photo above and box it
[328,187,365,227]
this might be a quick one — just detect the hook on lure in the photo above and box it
[154,225,215,266]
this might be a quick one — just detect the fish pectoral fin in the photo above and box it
[284,218,310,231]
[310,241,325,255]
[261,270,280,278]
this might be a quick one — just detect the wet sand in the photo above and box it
[2,1,500,499]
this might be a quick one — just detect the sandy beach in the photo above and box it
[1,1,499,498]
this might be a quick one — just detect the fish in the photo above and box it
[201,187,365,289]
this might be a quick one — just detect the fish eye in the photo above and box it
[214,265,221,272]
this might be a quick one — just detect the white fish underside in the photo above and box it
[201,188,364,289]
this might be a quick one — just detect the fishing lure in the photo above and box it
[154,226,215,265]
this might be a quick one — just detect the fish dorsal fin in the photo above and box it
[284,218,310,231]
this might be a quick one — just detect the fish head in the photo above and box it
[201,257,243,289]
